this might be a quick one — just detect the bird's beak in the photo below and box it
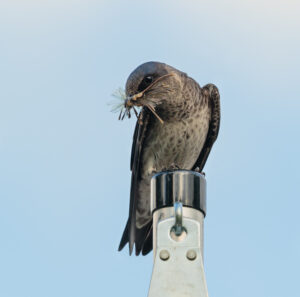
[125,92,144,108]
[125,72,175,109]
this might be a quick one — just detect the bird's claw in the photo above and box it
[161,163,180,172]
[194,167,205,176]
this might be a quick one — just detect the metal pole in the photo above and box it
[148,170,209,297]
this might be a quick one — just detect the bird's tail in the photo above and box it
[118,218,153,256]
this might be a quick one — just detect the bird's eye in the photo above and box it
[137,75,154,92]
[144,76,153,84]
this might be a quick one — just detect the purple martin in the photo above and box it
[118,61,220,255]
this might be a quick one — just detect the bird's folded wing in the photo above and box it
[192,84,220,172]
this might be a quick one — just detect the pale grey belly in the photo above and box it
[136,113,210,228]
[141,115,209,175]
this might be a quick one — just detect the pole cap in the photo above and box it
[150,170,207,216]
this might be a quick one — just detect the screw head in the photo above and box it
[159,250,170,261]
[186,249,197,261]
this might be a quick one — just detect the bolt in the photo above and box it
[186,250,197,261]
[159,250,170,261]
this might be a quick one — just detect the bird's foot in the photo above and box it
[147,167,158,175]
[194,167,205,176]
[161,163,180,172]
[169,163,180,170]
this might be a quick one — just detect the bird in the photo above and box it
[118,61,220,256]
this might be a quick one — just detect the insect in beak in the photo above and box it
[112,73,174,124]
[125,92,144,108]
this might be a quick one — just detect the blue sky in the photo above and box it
[0,1,299,296]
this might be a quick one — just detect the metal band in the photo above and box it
[150,170,206,216]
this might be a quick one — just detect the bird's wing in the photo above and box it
[118,108,152,255]
[192,84,220,172]
[130,118,140,171]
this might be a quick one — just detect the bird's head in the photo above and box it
[124,62,186,123]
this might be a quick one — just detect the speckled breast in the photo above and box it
[141,105,210,178]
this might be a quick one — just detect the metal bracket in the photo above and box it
[148,206,209,297]
[172,202,184,236]
[148,170,209,297]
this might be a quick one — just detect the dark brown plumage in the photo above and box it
[118,62,220,255]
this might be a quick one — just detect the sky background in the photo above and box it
[0,1,299,296]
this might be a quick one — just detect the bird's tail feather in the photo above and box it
[118,219,130,252]
[141,223,153,255]
[135,221,152,255]
[118,217,153,256]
